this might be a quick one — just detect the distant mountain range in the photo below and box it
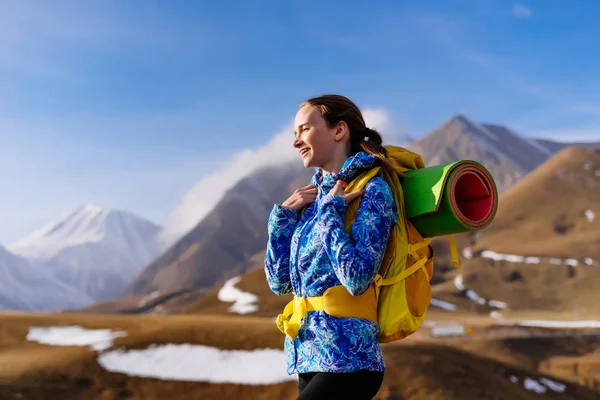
[0,244,92,311]
[7,204,162,306]
[1,115,598,312]
[116,115,600,310]
[409,115,599,192]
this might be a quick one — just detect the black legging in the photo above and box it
[297,370,384,399]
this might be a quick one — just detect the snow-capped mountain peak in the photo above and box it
[8,204,163,302]
[9,204,159,261]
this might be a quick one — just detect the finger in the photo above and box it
[300,192,317,200]
[297,184,316,191]
[298,187,317,195]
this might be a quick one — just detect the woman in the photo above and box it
[264,94,397,399]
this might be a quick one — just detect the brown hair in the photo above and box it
[299,94,399,180]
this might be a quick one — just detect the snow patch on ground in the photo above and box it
[585,210,595,222]
[431,324,469,337]
[539,377,566,393]
[454,275,508,309]
[453,275,465,291]
[524,377,547,393]
[462,247,472,259]
[490,311,503,319]
[514,320,600,329]
[137,290,160,307]
[218,276,259,314]
[430,298,457,311]
[26,326,127,351]
[466,289,486,305]
[480,250,598,266]
[509,374,567,393]
[488,300,508,309]
[26,326,296,385]
[97,343,295,384]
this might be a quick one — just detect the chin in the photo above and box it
[302,156,314,169]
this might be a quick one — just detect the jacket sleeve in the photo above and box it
[264,204,298,296]
[316,177,397,296]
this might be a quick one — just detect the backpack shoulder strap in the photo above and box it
[342,166,381,233]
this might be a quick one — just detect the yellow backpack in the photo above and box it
[275,145,460,343]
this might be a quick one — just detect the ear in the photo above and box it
[333,121,350,143]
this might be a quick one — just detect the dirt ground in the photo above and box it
[1,312,599,399]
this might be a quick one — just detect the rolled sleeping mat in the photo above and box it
[401,160,498,238]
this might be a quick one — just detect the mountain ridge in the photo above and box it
[0,244,92,311]
[9,203,163,302]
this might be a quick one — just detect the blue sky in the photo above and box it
[1,0,600,245]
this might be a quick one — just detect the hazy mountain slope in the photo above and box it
[123,162,314,297]
[0,245,92,311]
[10,204,162,301]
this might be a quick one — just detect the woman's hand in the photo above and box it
[327,180,365,203]
[281,184,318,210]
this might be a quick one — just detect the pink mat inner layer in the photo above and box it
[453,171,493,222]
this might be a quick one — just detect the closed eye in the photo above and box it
[294,124,310,137]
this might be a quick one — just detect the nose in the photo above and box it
[293,137,303,148]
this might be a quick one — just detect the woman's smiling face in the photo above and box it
[293,104,341,169]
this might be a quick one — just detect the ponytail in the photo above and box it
[356,127,403,182]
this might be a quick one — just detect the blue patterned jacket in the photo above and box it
[264,151,398,375]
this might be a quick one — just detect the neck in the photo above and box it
[321,148,350,176]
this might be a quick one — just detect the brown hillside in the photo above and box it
[1,312,598,399]
[183,250,292,318]
[451,147,600,313]
[473,146,600,259]
[458,257,600,313]
[79,288,209,315]
[455,334,600,391]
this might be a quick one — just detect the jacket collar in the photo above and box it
[310,151,377,191]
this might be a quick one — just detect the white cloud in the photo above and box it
[512,5,532,19]
[159,107,401,247]
[363,108,413,145]
[157,120,298,247]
